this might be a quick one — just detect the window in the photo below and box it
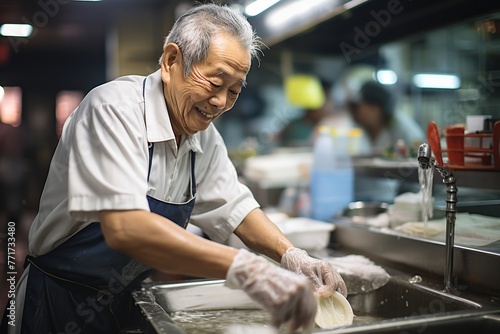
[0,86,22,127]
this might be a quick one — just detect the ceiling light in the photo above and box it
[245,0,280,17]
[376,69,397,85]
[265,0,335,30]
[0,24,33,37]
[343,0,369,10]
[413,73,461,89]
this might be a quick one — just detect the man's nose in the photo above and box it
[209,91,227,110]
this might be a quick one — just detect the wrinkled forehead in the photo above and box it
[202,32,251,76]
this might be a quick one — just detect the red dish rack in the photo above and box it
[427,120,500,170]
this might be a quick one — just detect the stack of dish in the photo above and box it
[388,192,432,227]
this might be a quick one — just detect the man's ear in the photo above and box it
[161,43,182,84]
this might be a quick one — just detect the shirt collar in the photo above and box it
[144,69,202,154]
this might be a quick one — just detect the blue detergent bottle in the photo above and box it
[310,126,354,222]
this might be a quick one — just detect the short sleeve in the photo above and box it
[66,96,150,222]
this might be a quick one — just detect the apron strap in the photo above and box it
[147,144,154,181]
[190,151,196,196]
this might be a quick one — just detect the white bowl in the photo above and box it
[275,218,335,251]
[315,291,354,329]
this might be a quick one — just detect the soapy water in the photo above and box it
[168,255,392,333]
[325,255,391,295]
[169,309,385,334]
[170,309,273,334]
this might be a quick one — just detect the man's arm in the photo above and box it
[99,209,238,278]
[235,208,348,297]
[233,208,294,262]
[100,208,318,331]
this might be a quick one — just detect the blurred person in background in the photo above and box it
[350,81,425,156]
[277,77,335,147]
[2,4,347,334]
[277,76,364,152]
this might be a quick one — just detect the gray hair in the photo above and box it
[159,3,263,77]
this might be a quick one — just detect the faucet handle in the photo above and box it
[427,121,444,166]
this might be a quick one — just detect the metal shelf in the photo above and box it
[353,157,500,191]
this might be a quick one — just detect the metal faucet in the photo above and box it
[417,143,458,292]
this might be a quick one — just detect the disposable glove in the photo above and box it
[225,249,317,333]
[281,247,348,298]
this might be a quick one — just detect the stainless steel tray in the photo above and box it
[134,279,274,334]
[149,279,259,312]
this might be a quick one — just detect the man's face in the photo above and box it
[161,32,251,136]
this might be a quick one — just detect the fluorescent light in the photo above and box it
[413,74,460,89]
[0,24,33,37]
[265,0,335,30]
[343,0,369,10]
[245,0,280,17]
[376,69,397,85]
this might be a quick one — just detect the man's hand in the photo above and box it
[281,247,348,297]
[225,249,317,332]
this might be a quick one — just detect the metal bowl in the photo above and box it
[338,201,389,219]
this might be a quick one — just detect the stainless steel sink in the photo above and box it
[325,312,500,334]
[407,313,500,334]
[134,267,500,334]
[348,273,481,321]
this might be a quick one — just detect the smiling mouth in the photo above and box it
[197,108,217,119]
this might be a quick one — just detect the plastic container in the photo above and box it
[445,124,465,166]
[274,217,335,251]
[310,126,354,222]
[284,74,325,109]
[427,121,500,170]
[227,217,334,251]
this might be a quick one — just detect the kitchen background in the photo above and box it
[1,0,500,314]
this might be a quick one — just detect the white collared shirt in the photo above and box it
[28,69,259,256]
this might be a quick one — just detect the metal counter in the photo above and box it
[330,219,500,297]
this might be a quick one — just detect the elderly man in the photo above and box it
[3,3,346,333]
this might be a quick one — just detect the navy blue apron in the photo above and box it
[11,78,197,333]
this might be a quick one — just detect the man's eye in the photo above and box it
[229,90,239,96]
[210,82,221,88]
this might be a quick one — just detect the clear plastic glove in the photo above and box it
[281,247,348,298]
[225,249,317,333]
